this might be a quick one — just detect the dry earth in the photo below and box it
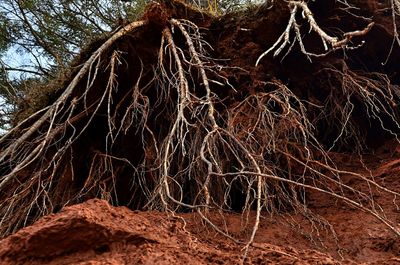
[1,1,400,264]
[1,143,399,264]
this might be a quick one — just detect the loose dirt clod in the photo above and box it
[0,191,398,264]
[0,199,338,265]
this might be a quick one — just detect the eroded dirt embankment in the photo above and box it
[1,1,400,264]
[0,199,340,265]
[1,144,399,265]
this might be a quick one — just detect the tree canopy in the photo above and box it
[0,0,262,130]
[0,0,148,78]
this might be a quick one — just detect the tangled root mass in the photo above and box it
[1,0,400,256]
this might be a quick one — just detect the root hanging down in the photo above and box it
[1,1,400,261]
[256,1,374,65]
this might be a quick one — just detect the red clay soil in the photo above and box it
[0,199,340,265]
[1,145,399,264]
[1,2,400,264]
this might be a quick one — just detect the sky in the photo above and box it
[0,0,266,134]
[1,46,34,134]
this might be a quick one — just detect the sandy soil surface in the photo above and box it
[1,2,400,264]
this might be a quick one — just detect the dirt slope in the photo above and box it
[0,199,339,265]
[1,143,399,265]
[1,1,400,264]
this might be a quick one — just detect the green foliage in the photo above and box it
[0,13,10,53]
[0,0,258,85]
[218,0,263,13]
[0,0,151,129]
[0,0,151,73]
[0,1,136,131]
[0,0,261,131]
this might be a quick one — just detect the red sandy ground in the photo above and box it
[1,2,399,264]
[0,144,400,264]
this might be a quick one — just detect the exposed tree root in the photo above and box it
[0,1,400,261]
[256,1,374,65]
